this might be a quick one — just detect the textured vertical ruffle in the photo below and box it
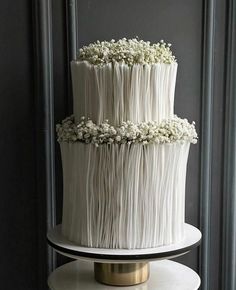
[71,61,177,125]
[61,142,190,249]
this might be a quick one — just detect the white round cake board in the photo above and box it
[47,223,201,263]
[48,260,201,290]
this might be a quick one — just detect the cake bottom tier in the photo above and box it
[60,142,190,249]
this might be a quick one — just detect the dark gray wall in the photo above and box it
[1,1,236,290]
[0,1,39,290]
[75,0,203,272]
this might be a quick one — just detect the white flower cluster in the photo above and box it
[78,38,176,66]
[56,116,197,146]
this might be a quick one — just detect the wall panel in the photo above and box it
[70,0,203,272]
[0,1,39,289]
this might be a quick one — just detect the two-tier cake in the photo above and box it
[57,38,197,249]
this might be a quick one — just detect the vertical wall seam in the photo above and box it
[199,0,215,289]
[43,0,57,273]
[33,0,57,275]
[65,0,79,114]
[66,0,79,60]
[221,0,236,289]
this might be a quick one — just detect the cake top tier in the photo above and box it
[77,38,176,66]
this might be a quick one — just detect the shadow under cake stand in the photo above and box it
[47,223,201,290]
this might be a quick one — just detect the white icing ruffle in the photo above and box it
[71,61,177,125]
[61,142,190,249]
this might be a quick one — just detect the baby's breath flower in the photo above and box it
[115,136,122,142]
[56,115,197,146]
[77,38,176,66]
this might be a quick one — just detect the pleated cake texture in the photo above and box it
[61,142,190,249]
[59,56,193,249]
[71,61,178,124]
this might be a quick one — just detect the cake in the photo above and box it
[57,38,197,249]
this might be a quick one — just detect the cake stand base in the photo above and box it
[94,262,149,286]
[47,223,201,263]
[48,260,201,290]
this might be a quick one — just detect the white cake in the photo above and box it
[57,38,197,249]
[71,61,177,124]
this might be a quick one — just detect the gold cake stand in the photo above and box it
[94,262,149,286]
[47,224,201,287]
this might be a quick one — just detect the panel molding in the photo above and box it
[199,0,216,289]
[221,0,236,289]
[65,0,79,113]
[66,0,79,60]
[32,0,56,276]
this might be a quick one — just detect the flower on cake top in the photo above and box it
[56,116,197,146]
[77,38,176,66]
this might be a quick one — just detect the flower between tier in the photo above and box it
[56,115,198,145]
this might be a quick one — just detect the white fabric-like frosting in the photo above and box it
[61,142,190,249]
[71,61,177,125]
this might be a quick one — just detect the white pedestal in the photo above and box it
[47,224,201,289]
[48,260,200,290]
[47,223,201,263]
